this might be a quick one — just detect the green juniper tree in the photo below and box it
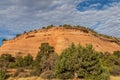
[55,43,110,80]
[31,43,57,76]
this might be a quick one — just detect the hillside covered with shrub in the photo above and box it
[0,43,120,80]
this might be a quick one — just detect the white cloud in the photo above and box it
[0,0,120,39]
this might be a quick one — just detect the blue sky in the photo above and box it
[77,0,120,11]
[0,0,120,45]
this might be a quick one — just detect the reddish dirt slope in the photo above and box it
[0,27,120,58]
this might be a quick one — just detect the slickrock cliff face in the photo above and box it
[0,27,120,57]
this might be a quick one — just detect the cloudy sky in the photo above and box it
[0,0,120,45]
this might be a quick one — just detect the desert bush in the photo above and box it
[30,61,41,76]
[23,54,33,67]
[14,56,24,67]
[101,51,120,76]
[16,34,21,37]
[42,27,46,29]
[2,39,7,42]
[46,24,54,29]
[0,54,14,62]
[0,54,15,68]
[0,69,7,80]
[62,24,72,28]
[110,65,120,76]
[113,51,120,58]
[40,70,55,79]
[13,68,24,77]
[56,71,74,79]
[23,31,27,34]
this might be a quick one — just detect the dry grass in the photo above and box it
[110,76,120,80]
[7,77,43,80]
[7,77,59,80]
[7,76,120,80]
